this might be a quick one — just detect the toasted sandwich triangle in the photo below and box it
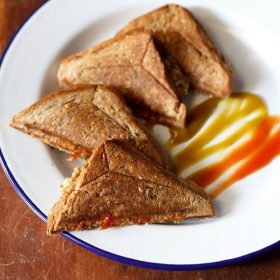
[10,85,166,166]
[58,30,188,127]
[47,140,214,234]
[118,4,233,97]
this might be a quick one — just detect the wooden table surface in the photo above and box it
[1,1,280,279]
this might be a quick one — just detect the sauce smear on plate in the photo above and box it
[168,92,280,198]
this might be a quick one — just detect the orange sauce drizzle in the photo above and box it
[168,92,280,198]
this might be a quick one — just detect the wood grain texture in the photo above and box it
[1,1,280,279]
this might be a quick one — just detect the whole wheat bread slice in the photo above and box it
[118,4,233,97]
[58,30,188,127]
[47,140,214,234]
[10,85,166,166]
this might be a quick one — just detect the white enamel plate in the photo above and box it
[1,0,280,269]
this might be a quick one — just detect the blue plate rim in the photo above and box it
[0,0,279,271]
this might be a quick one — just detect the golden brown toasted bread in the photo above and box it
[58,30,188,127]
[118,4,233,97]
[47,140,214,234]
[10,85,166,166]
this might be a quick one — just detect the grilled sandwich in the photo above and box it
[118,4,233,97]
[10,85,166,166]
[47,140,214,234]
[58,30,188,127]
